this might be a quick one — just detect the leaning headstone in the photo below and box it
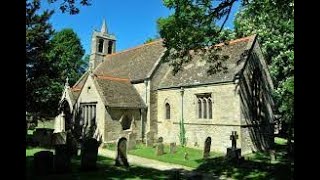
[203,137,211,159]
[156,142,165,156]
[169,142,177,154]
[115,137,129,167]
[34,151,53,175]
[54,144,71,173]
[81,138,99,171]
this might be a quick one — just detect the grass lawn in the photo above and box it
[104,138,293,179]
[128,144,223,168]
[26,147,176,180]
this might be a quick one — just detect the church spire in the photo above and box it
[101,18,107,34]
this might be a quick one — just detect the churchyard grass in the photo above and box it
[128,144,223,168]
[26,148,173,180]
[103,138,293,179]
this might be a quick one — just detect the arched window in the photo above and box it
[165,103,170,119]
[198,99,202,118]
[208,98,212,119]
[98,39,104,53]
[196,93,212,119]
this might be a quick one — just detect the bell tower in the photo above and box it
[89,19,116,70]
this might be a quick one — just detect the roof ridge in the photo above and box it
[72,71,89,88]
[215,34,255,47]
[104,39,163,58]
[95,74,130,82]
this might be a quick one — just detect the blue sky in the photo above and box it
[41,0,241,55]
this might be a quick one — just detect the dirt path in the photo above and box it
[98,148,194,171]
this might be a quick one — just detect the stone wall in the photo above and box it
[157,83,244,154]
[104,108,142,143]
[238,42,275,153]
[75,75,106,142]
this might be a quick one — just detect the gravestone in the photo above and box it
[66,131,79,157]
[52,132,67,145]
[115,137,129,167]
[81,138,99,171]
[157,137,163,143]
[127,132,137,150]
[203,137,211,159]
[184,152,189,160]
[145,131,154,147]
[33,128,54,147]
[54,144,71,173]
[270,150,276,163]
[169,142,177,154]
[226,131,242,162]
[156,142,165,156]
[34,151,54,175]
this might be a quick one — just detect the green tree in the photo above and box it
[47,28,85,86]
[157,0,238,75]
[234,0,294,153]
[47,0,92,14]
[158,0,294,155]
[26,0,55,120]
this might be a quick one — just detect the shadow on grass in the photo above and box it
[193,143,293,180]
[26,154,179,180]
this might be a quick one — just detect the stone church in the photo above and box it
[54,20,275,154]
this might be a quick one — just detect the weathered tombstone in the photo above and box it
[184,152,189,160]
[226,131,242,162]
[52,132,67,145]
[270,149,276,163]
[156,142,165,156]
[81,138,99,171]
[54,144,71,173]
[145,131,154,147]
[169,142,177,154]
[115,137,129,167]
[203,137,211,159]
[34,151,53,175]
[157,137,163,143]
[127,132,137,150]
[66,131,79,157]
[33,128,54,147]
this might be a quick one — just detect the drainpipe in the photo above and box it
[180,87,185,146]
[180,87,184,121]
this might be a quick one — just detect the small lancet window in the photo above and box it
[165,103,170,119]
[198,99,202,118]
[208,98,212,119]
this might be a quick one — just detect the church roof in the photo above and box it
[94,40,165,82]
[94,75,146,108]
[156,35,257,89]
